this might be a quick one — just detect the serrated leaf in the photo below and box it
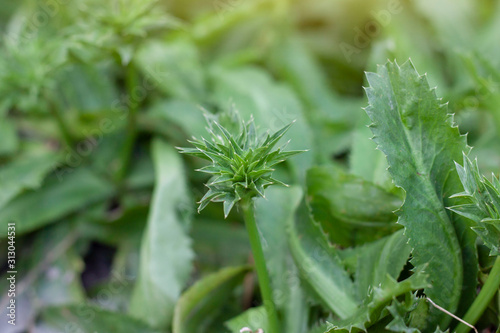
[214,121,244,157]
[364,60,477,327]
[348,230,412,302]
[385,294,421,333]
[333,231,416,333]
[325,271,429,333]
[129,140,194,329]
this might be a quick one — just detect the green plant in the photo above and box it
[179,113,305,332]
[2,1,500,332]
[449,155,500,333]
[450,154,500,256]
[363,60,475,330]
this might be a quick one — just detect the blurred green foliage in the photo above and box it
[0,0,499,332]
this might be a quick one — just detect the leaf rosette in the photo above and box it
[449,154,500,255]
[179,114,304,217]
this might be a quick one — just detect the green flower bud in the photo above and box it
[179,114,305,217]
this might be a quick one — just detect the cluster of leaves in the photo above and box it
[0,1,499,333]
[179,114,303,217]
[450,155,500,255]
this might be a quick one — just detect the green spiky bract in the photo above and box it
[178,114,305,218]
[450,154,500,333]
[449,154,500,256]
[180,113,305,333]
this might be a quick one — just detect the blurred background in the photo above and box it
[0,0,499,332]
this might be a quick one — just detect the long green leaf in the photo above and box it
[129,139,194,329]
[255,186,302,306]
[255,186,308,333]
[288,204,358,319]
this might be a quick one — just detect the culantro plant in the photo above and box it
[179,113,306,333]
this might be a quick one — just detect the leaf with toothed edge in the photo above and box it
[325,230,425,333]
[385,293,423,333]
[325,268,429,333]
[364,60,477,328]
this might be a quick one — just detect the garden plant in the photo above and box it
[0,1,499,333]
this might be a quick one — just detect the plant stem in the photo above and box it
[116,62,139,183]
[456,256,500,333]
[241,196,280,333]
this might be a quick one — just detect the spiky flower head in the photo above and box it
[178,114,305,218]
[448,153,500,255]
